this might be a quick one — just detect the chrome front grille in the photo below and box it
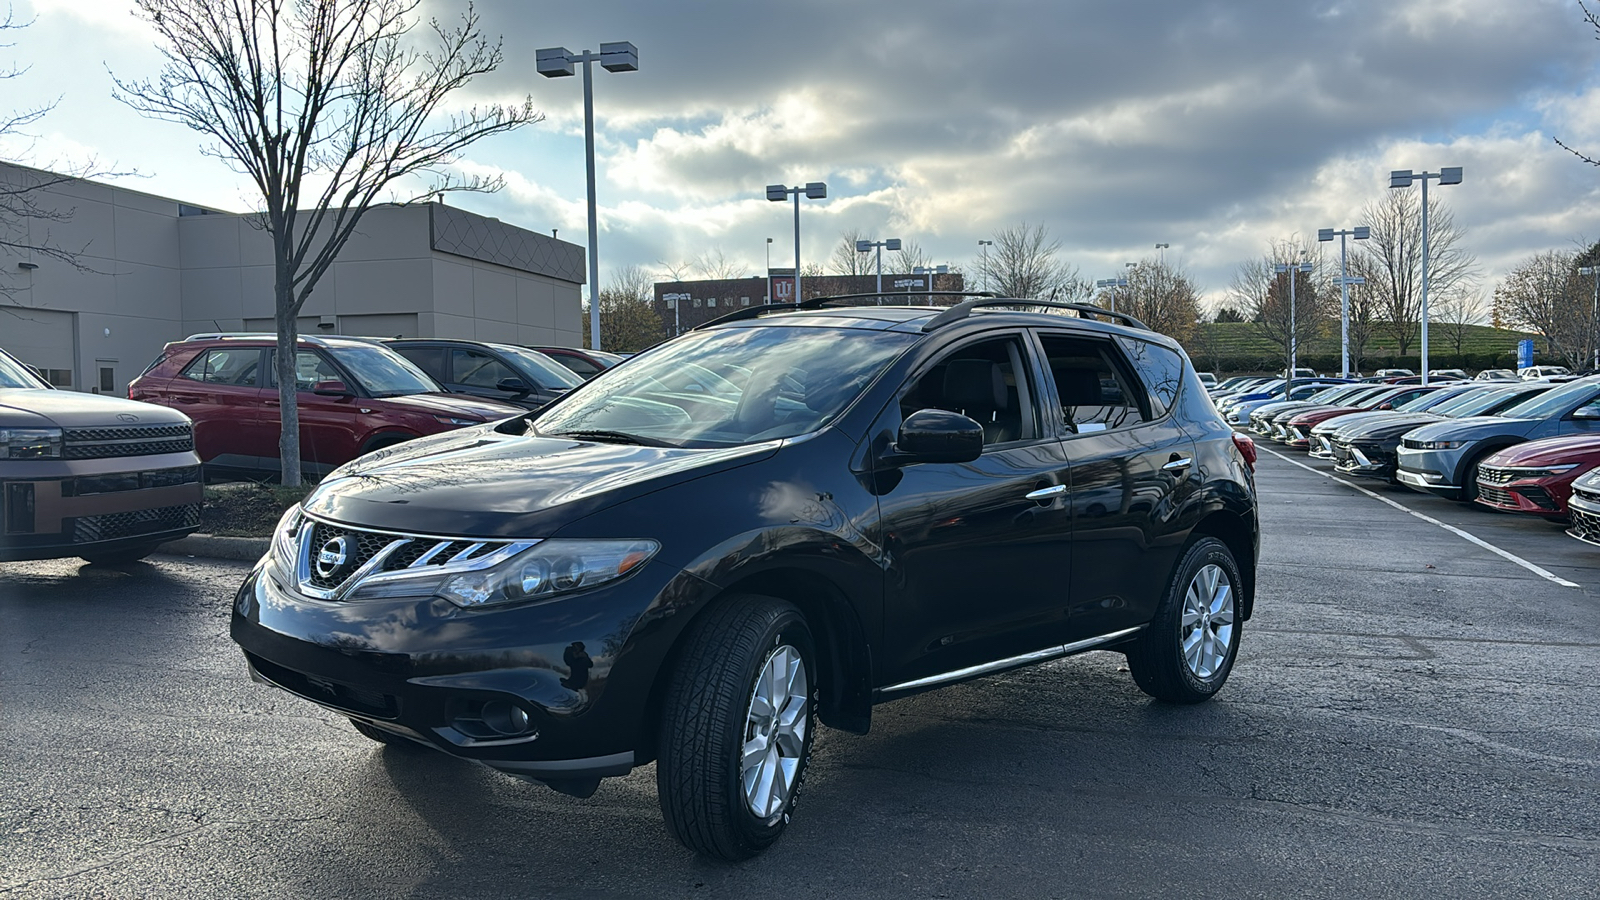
[288,514,537,600]
[1568,506,1600,544]
[1477,483,1515,507]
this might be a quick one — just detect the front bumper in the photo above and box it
[1395,445,1468,496]
[1332,441,1397,480]
[1474,471,1568,518]
[230,556,694,782]
[0,455,203,561]
[1565,489,1600,545]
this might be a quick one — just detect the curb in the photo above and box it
[159,534,270,562]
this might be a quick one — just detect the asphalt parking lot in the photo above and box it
[3,449,1598,899]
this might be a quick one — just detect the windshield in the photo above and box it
[0,351,48,389]
[1435,387,1524,417]
[534,325,916,447]
[328,344,441,396]
[1306,386,1356,403]
[1498,379,1600,419]
[495,345,584,389]
[1395,388,1467,412]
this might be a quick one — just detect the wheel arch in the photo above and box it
[1452,437,1523,487]
[1189,510,1257,621]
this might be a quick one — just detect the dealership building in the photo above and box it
[653,270,965,335]
[0,162,585,395]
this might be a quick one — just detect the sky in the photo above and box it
[7,0,1600,310]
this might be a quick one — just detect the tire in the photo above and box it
[348,717,419,748]
[1126,536,1243,704]
[1459,450,1493,503]
[78,543,160,566]
[656,595,817,861]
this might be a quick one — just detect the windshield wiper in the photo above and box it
[544,429,679,448]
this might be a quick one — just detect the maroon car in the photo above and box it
[1474,434,1600,519]
[530,346,626,380]
[130,335,523,479]
[1279,386,1439,449]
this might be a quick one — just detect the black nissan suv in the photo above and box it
[231,295,1261,860]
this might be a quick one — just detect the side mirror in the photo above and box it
[1572,406,1600,420]
[311,380,351,396]
[496,377,531,396]
[885,409,984,465]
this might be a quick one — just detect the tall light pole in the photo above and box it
[1095,276,1128,312]
[1390,166,1463,385]
[913,265,949,305]
[536,41,639,352]
[856,237,902,298]
[978,239,993,293]
[766,182,827,302]
[1155,242,1169,265]
[765,237,773,303]
[1581,266,1600,370]
[1275,260,1314,394]
[1318,225,1371,378]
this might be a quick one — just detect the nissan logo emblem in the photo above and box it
[315,536,350,578]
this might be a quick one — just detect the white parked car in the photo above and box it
[1519,365,1573,380]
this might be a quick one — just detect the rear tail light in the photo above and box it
[1232,433,1257,472]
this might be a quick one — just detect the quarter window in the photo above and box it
[180,349,259,386]
[1116,337,1185,419]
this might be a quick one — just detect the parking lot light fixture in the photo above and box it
[1274,260,1315,392]
[1389,166,1463,386]
[1319,225,1371,377]
[1094,276,1129,313]
[765,237,773,303]
[1155,242,1169,264]
[856,237,902,298]
[1581,266,1600,370]
[977,240,993,292]
[537,41,639,352]
[767,182,827,301]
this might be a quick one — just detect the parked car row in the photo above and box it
[1237,374,1600,547]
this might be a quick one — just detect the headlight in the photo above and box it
[1509,464,1580,478]
[267,505,305,583]
[1413,440,1464,450]
[434,415,484,426]
[343,538,659,607]
[0,427,63,459]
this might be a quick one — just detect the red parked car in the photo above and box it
[530,346,626,380]
[130,335,523,479]
[1473,434,1600,520]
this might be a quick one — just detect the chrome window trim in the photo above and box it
[876,626,1144,695]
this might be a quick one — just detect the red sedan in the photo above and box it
[1279,386,1439,449]
[1474,434,1600,520]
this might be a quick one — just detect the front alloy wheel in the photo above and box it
[657,594,817,860]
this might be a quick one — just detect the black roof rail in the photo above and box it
[921,298,1149,333]
[692,291,995,331]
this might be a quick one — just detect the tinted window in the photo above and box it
[1500,381,1600,419]
[393,345,444,378]
[1038,334,1147,433]
[1116,337,1185,418]
[552,354,601,378]
[899,336,1040,446]
[451,348,518,389]
[181,348,259,386]
[324,345,439,396]
[495,346,584,389]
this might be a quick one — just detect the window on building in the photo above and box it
[44,369,73,388]
[694,298,703,308]
[708,297,718,308]
[741,296,751,306]
[98,366,115,394]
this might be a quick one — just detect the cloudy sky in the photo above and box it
[7,0,1600,308]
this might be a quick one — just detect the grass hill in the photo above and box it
[1182,322,1542,375]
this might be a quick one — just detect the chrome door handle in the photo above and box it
[1024,484,1067,500]
[1162,456,1193,471]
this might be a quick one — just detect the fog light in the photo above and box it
[481,699,534,736]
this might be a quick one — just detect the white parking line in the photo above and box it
[1259,445,1582,589]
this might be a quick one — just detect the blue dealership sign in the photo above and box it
[1517,339,1535,369]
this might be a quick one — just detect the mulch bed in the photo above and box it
[201,483,314,537]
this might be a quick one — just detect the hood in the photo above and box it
[1483,433,1600,468]
[0,389,192,428]
[1250,400,1316,418]
[1287,406,1363,426]
[379,392,525,420]
[1402,416,1536,443]
[301,423,782,537]
[1322,411,1441,438]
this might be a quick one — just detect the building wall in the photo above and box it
[0,162,584,393]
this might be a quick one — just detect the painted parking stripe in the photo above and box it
[1259,445,1582,589]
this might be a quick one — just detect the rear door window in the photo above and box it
[1036,334,1149,433]
[180,349,260,386]
[450,348,518,389]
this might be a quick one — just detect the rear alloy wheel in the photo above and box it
[657,595,816,861]
[1127,536,1242,703]
[78,542,161,566]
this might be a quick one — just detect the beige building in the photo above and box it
[0,162,584,394]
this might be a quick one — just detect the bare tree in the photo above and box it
[1343,253,1384,374]
[1231,239,1332,375]
[1358,188,1477,357]
[113,0,540,485]
[891,239,931,276]
[692,246,745,281]
[1432,289,1489,360]
[976,222,1081,299]
[829,228,872,276]
[1494,250,1593,368]
[1556,2,1600,170]
[581,265,663,353]
[0,13,116,304]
